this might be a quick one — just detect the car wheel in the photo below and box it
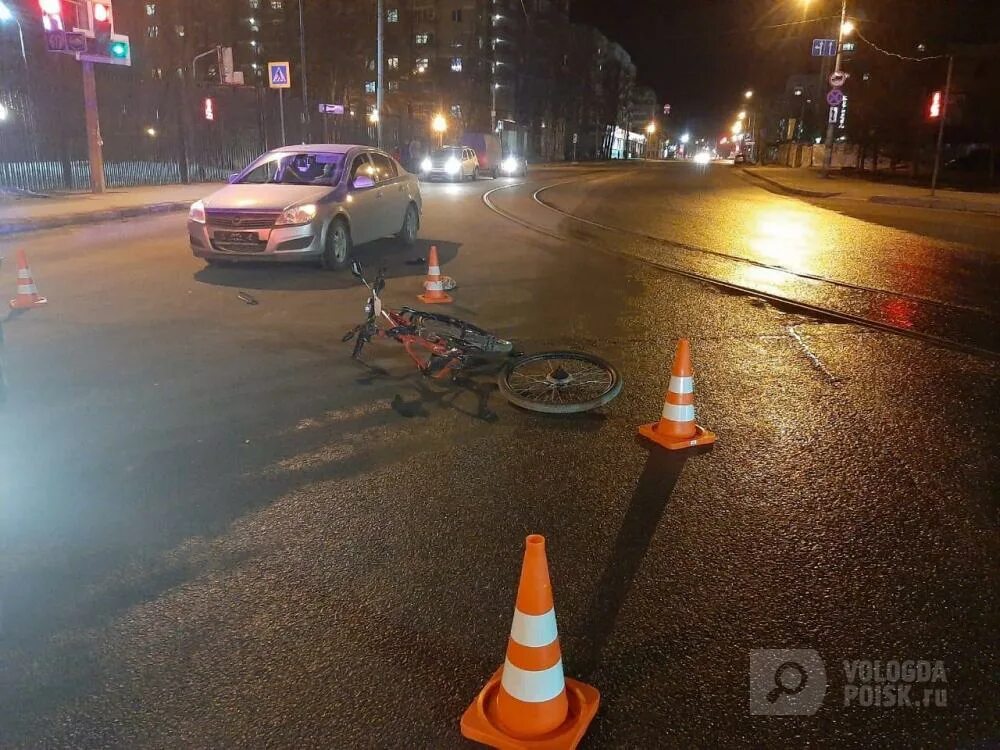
[472,167,479,181]
[321,217,352,271]
[397,203,419,247]
[492,168,499,179]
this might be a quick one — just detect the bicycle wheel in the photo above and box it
[498,351,623,414]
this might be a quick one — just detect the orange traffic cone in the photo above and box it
[417,245,453,304]
[461,534,599,750]
[9,249,48,310]
[638,338,716,450]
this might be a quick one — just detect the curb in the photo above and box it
[741,168,842,198]
[868,194,1000,216]
[0,200,193,236]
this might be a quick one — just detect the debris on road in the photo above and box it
[237,291,259,306]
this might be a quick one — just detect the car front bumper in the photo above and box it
[419,168,462,181]
[189,219,324,261]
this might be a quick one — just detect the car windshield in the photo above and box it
[236,151,347,186]
[432,148,463,160]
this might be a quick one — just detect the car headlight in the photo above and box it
[274,203,318,226]
[189,199,206,224]
[502,157,519,173]
[693,151,711,165]
[444,158,460,174]
[420,157,432,172]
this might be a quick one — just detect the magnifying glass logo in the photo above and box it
[767,660,808,703]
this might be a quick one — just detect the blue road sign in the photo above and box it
[811,39,838,57]
[268,62,291,89]
[826,88,845,107]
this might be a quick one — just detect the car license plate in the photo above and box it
[215,230,258,243]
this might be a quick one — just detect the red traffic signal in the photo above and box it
[928,91,942,119]
[39,0,62,13]
[93,2,109,22]
[203,97,215,121]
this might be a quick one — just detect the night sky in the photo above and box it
[570,0,1000,136]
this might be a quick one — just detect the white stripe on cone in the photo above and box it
[662,402,695,422]
[501,657,566,703]
[17,269,32,280]
[17,284,39,294]
[425,280,444,291]
[668,375,693,394]
[509,607,558,648]
[428,265,441,275]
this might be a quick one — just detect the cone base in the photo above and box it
[461,668,599,750]
[417,292,453,304]
[10,296,47,310]
[638,421,716,451]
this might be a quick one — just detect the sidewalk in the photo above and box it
[743,166,1000,215]
[0,183,221,236]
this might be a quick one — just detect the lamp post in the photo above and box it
[0,2,27,68]
[645,121,656,159]
[821,0,850,177]
[432,113,447,148]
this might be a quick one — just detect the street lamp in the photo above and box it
[680,132,690,144]
[432,113,447,147]
[0,1,27,68]
[738,110,747,120]
[841,19,855,35]
[0,103,9,122]
[744,90,754,99]
[731,120,743,136]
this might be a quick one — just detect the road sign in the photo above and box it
[829,70,849,88]
[66,32,87,52]
[828,106,839,124]
[45,29,67,52]
[268,62,291,89]
[826,88,844,107]
[838,95,848,129]
[318,103,345,115]
[811,38,837,57]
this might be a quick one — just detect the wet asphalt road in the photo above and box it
[0,162,997,748]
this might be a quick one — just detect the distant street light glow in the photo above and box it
[738,110,747,120]
[0,103,9,121]
[680,133,690,144]
[0,2,13,21]
[432,114,447,133]
[841,20,855,35]
[645,122,656,134]
[744,90,754,99]
[145,126,157,137]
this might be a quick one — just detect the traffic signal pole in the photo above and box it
[81,60,105,193]
[930,54,954,197]
[821,0,847,178]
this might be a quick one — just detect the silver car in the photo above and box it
[188,144,422,270]
[418,146,481,181]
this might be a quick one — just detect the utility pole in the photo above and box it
[81,61,105,193]
[298,0,309,141]
[821,0,847,177]
[376,0,384,148]
[930,54,954,197]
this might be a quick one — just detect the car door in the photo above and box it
[465,149,476,178]
[368,151,406,234]
[344,152,378,245]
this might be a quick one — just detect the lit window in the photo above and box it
[450,104,462,118]
[270,0,283,9]
[249,0,259,6]
[451,9,462,21]
[415,57,429,73]
[415,33,429,44]
[365,81,376,93]
[388,80,399,91]
[450,57,462,72]
[151,66,162,78]
[175,25,184,37]
[147,25,158,37]
[387,8,398,22]
[388,56,399,69]
[145,3,156,16]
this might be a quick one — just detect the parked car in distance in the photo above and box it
[460,132,503,178]
[188,144,421,270]
[419,146,480,181]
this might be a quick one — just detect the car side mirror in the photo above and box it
[352,175,376,190]
[350,260,364,279]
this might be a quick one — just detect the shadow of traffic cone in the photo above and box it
[9,249,48,310]
[417,245,453,304]
[638,338,716,450]
[461,534,599,749]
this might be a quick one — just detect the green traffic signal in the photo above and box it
[110,41,128,58]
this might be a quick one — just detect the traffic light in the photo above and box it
[109,39,128,59]
[203,97,215,121]
[39,0,65,30]
[90,1,112,44]
[928,91,942,119]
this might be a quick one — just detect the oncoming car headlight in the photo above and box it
[502,157,519,173]
[275,203,318,226]
[693,151,711,165]
[444,158,460,174]
[420,157,432,172]
[189,199,206,224]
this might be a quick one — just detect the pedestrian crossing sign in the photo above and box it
[268,62,291,89]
